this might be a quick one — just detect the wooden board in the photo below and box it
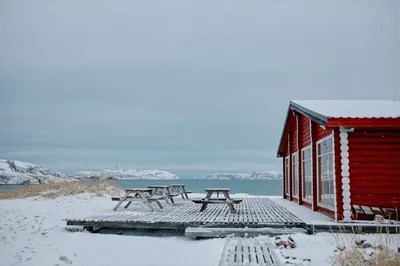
[185,227,307,239]
[219,236,278,266]
[65,198,304,230]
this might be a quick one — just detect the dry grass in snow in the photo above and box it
[0,180,124,199]
[331,247,400,266]
[328,229,400,266]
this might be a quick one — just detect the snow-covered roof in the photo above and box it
[291,100,400,119]
[277,100,400,156]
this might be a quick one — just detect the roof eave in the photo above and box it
[290,101,328,126]
[276,106,291,157]
[276,101,329,157]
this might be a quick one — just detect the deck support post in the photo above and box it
[340,127,353,222]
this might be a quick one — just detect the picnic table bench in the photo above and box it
[192,188,242,214]
[169,184,193,200]
[147,185,180,204]
[112,188,165,212]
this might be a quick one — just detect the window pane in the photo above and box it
[285,157,289,194]
[292,153,298,197]
[318,156,322,202]
[322,140,328,154]
[301,147,313,201]
[328,138,333,151]
[316,136,335,208]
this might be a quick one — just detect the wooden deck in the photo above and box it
[65,198,305,230]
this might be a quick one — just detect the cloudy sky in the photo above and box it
[1,1,399,176]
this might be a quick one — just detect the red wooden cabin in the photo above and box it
[277,100,400,221]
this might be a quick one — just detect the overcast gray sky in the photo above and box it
[1,0,399,176]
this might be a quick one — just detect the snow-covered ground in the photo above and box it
[0,193,399,266]
[0,194,224,266]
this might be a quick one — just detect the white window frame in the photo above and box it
[292,152,299,198]
[301,145,313,203]
[316,134,336,210]
[284,156,290,196]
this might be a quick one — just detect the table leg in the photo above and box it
[227,203,236,214]
[223,191,232,200]
[183,186,189,199]
[124,201,132,209]
[155,200,163,209]
[124,192,139,209]
[180,187,185,200]
[113,191,131,212]
[200,191,213,212]
[138,191,154,212]
[205,191,213,200]
[223,191,236,214]
[162,187,175,204]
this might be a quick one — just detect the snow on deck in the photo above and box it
[269,196,334,225]
[292,100,400,118]
[66,198,305,229]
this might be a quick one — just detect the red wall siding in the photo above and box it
[295,114,310,205]
[297,115,303,204]
[302,201,312,209]
[348,130,400,208]
[300,115,311,147]
[315,124,332,141]
[282,157,286,199]
[317,206,335,219]
[290,120,298,152]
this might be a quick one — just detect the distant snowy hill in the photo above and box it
[71,169,179,180]
[0,159,74,185]
[0,159,179,184]
[196,171,282,180]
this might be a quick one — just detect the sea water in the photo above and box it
[116,179,282,196]
[0,179,283,196]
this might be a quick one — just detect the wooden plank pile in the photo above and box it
[219,236,278,266]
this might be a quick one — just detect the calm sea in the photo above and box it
[0,179,282,196]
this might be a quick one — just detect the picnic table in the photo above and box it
[169,184,192,200]
[192,188,242,214]
[147,185,180,204]
[112,188,165,212]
